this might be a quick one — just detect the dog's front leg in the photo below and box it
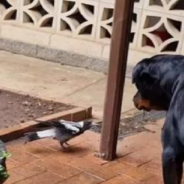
[162,147,183,184]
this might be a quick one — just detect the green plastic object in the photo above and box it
[0,140,11,183]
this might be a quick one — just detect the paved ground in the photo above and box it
[5,119,165,184]
[0,51,136,118]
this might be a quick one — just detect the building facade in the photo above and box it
[0,0,183,72]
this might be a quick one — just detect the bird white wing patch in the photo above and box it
[78,121,84,128]
[62,123,80,134]
[37,129,56,138]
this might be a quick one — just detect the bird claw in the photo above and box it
[60,143,67,150]
[64,142,70,146]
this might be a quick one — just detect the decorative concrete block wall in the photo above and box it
[0,0,184,69]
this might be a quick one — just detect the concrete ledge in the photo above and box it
[0,38,134,76]
[0,107,92,142]
[0,38,37,57]
[0,38,108,73]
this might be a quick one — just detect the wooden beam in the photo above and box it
[100,0,135,160]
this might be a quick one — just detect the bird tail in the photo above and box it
[25,128,56,143]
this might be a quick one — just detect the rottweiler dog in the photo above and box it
[132,54,184,184]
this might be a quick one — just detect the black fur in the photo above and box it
[132,54,184,184]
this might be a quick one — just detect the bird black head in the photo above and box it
[82,121,92,130]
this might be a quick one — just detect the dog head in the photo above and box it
[132,58,170,111]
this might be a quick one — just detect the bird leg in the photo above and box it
[60,142,67,150]
[64,142,70,146]
[60,142,70,150]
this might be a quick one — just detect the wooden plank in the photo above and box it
[100,0,135,160]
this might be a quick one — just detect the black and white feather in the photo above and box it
[25,120,92,149]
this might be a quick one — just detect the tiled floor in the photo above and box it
[5,120,165,184]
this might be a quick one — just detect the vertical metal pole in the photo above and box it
[100,0,135,160]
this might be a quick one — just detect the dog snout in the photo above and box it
[133,92,141,108]
[133,92,151,111]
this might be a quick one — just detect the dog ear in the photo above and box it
[132,58,151,84]
[132,65,143,84]
[140,71,158,84]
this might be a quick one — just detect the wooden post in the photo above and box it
[100,0,135,160]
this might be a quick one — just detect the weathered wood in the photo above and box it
[100,0,135,160]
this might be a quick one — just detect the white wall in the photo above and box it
[0,0,184,66]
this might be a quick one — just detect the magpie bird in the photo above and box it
[25,120,93,149]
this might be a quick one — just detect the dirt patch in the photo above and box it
[118,110,166,139]
[0,89,75,129]
[91,109,166,140]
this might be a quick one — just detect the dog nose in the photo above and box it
[133,95,145,110]
[134,102,140,110]
[133,96,140,108]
